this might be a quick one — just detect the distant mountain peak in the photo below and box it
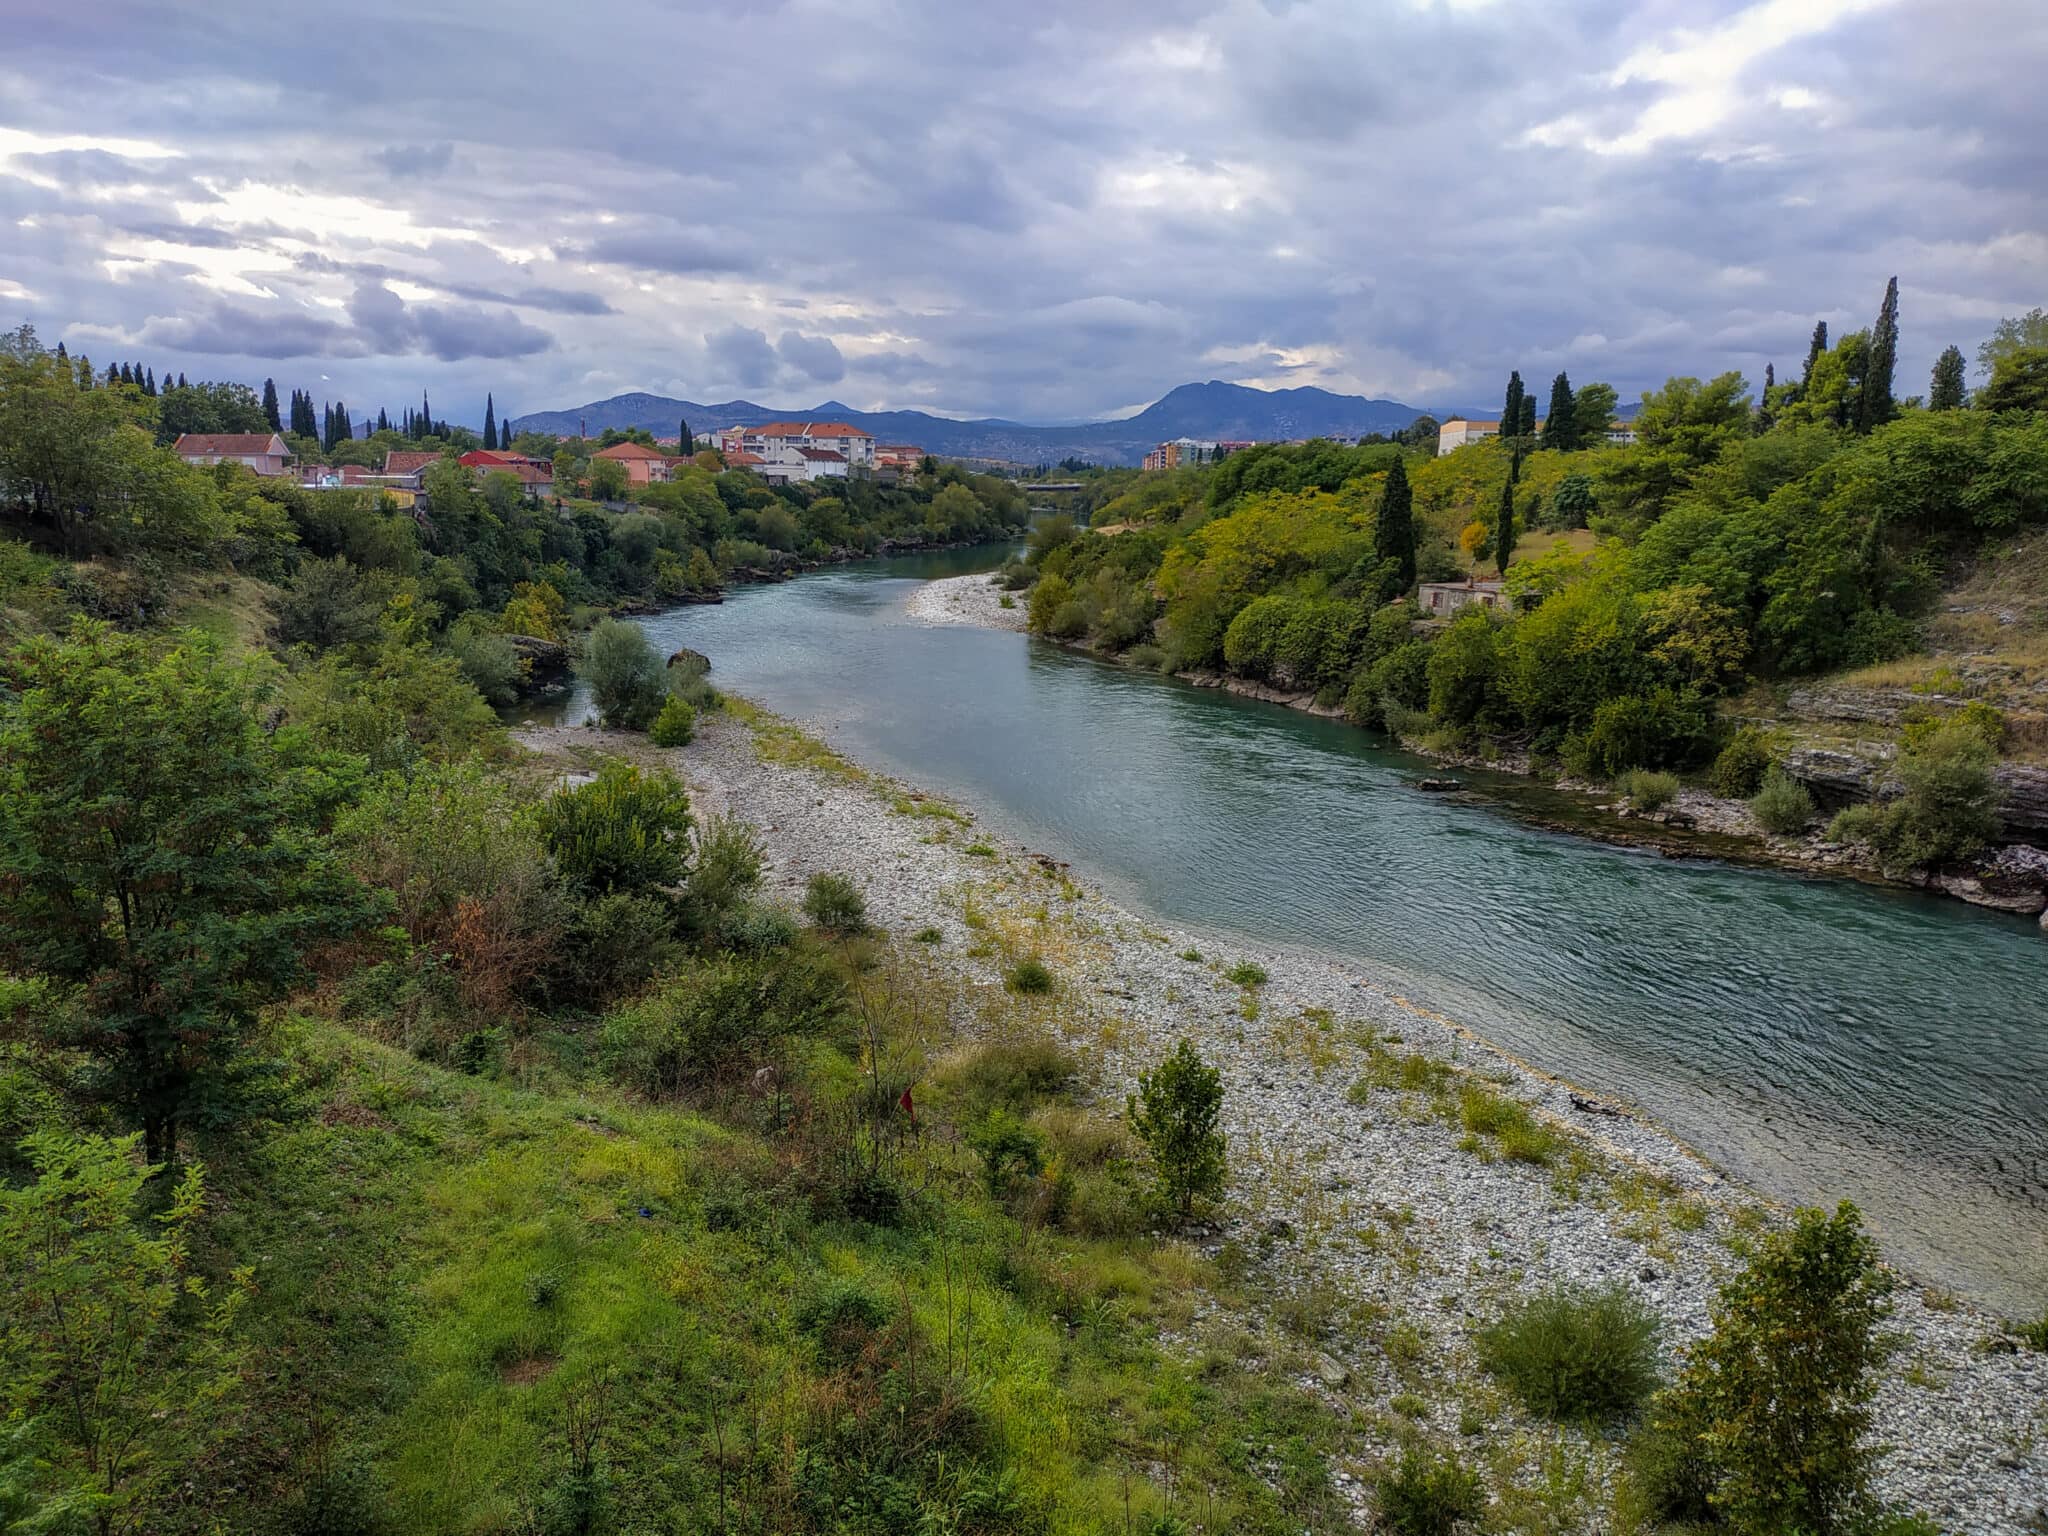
[512,380,1468,466]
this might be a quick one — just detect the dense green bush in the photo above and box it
[683,814,764,935]
[1375,1447,1484,1536]
[580,618,666,729]
[967,1111,1045,1199]
[540,760,692,896]
[1877,718,2001,867]
[1476,1282,1661,1423]
[1750,768,1815,835]
[649,695,695,747]
[1127,1039,1226,1219]
[1632,1203,1894,1535]
[1709,725,1775,798]
[600,948,841,1097]
[1004,956,1055,994]
[1616,769,1680,810]
[802,871,869,934]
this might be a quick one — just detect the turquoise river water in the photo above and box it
[530,546,2047,1315]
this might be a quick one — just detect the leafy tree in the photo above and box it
[1928,345,1968,411]
[1857,276,1899,433]
[502,579,569,640]
[1539,372,1578,451]
[1978,346,2048,414]
[1977,307,2048,378]
[1126,1038,1226,1219]
[273,556,388,653]
[0,1131,252,1534]
[540,759,692,896]
[579,618,667,729]
[587,456,629,501]
[1643,1204,1893,1534]
[1373,455,1416,593]
[1551,473,1596,528]
[0,622,377,1162]
[1571,381,1618,447]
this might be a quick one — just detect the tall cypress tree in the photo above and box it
[53,341,66,361]
[377,407,390,433]
[1494,474,1517,576]
[1374,456,1416,595]
[142,367,156,397]
[1858,276,1899,433]
[483,393,497,450]
[1755,362,1776,433]
[679,416,693,455]
[1539,372,1576,450]
[1802,321,1829,387]
[1929,345,1967,411]
[421,391,433,437]
[1501,371,1525,442]
[262,378,281,432]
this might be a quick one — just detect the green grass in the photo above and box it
[1226,961,1268,988]
[190,1011,1355,1533]
[1475,1282,1662,1424]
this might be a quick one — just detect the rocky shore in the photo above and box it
[514,701,2048,1534]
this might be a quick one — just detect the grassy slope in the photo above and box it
[191,1010,1350,1535]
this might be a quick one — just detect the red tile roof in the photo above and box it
[751,420,872,439]
[593,441,668,460]
[382,450,440,475]
[175,433,284,455]
[796,447,847,462]
[727,450,766,466]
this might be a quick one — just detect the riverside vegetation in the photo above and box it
[1003,288,2048,908]
[1,319,2043,1533]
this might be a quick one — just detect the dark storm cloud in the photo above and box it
[2,0,2038,425]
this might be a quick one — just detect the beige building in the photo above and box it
[1417,578,1506,616]
[1434,419,1500,455]
[174,432,289,475]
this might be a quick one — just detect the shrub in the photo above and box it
[648,695,695,747]
[1826,803,1885,847]
[600,949,841,1097]
[1476,1282,1661,1423]
[967,1111,1045,1199]
[1127,1039,1226,1219]
[2016,1310,2048,1352]
[540,760,692,896]
[446,616,523,706]
[711,900,799,955]
[1881,718,2000,868]
[1749,767,1815,835]
[1615,769,1679,811]
[941,1036,1077,1114]
[802,871,868,934]
[1225,961,1268,987]
[1642,1202,1894,1535]
[913,926,943,945]
[1710,725,1775,798]
[580,618,666,729]
[796,1279,894,1366]
[684,815,764,932]
[1004,956,1055,994]
[1375,1447,1484,1536]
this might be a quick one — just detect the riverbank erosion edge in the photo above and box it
[910,573,2048,931]
[516,708,2048,1535]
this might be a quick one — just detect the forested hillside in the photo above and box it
[1007,294,2048,894]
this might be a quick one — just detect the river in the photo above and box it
[529,545,2048,1315]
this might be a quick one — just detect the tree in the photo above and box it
[587,456,629,501]
[1929,346,1968,410]
[1857,276,1899,433]
[0,622,378,1163]
[1373,456,1416,593]
[1977,307,2048,379]
[1540,372,1578,451]
[1126,1038,1226,1219]
[0,1131,252,1535]
[1647,1204,1893,1534]
[1754,362,1776,433]
[539,759,692,896]
[1571,381,1618,447]
[1552,473,1596,528]
[261,377,281,432]
[1501,371,1526,442]
[1493,472,1517,574]
[578,618,666,729]
[679,417,694,456]
[1802,320,1829,387]
[1977,346,2048,414]
[482,393,497,450]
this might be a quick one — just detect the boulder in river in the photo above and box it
[668,646,712,677]
[503,633,570,681]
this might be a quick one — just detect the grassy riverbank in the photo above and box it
[519,702,2048,1535]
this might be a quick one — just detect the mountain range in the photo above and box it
[510,380,1481,466]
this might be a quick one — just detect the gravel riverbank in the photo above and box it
[903,569,1029,631]
[514,704,2048,1532]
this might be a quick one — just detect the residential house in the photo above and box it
[1605,419,1638,446]
[1417,578,1506,616]
[592,440,674,485]
[458,449,556,499]
[1435,419,1500,455]
[174,432,289,476]
[715,420,875,469]
[379,450,441,491]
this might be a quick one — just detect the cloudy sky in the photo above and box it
[2,0,2041,428]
